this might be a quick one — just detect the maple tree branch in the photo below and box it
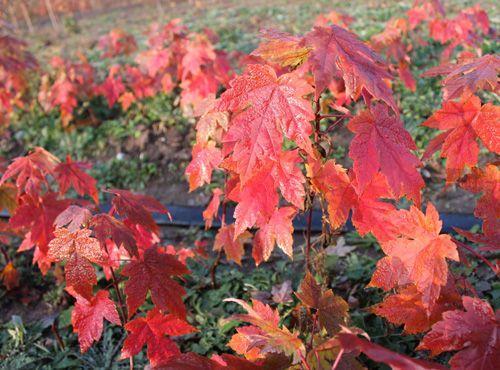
[453,238,498,275]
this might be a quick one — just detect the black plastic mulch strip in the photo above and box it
[0,204,481,233]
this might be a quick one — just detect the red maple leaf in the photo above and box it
[372,281,461,334]
[460,164,499,241]
[307,159,400,243]
[304,24,397,111]
[185,141,222,191]
[213,224,251,266]
[55,155,98,203]
[0,262,20,290]
[54,205,92,232]
[91,213,137,257]
[95,65,125,108]
[225,298,305,361]
[218,63,314,182]
[0,183,17,214]
[272,150,306,210]
[180,34,215,79]
[295,271,349,336]
[0,147,59,196]
[252,207,296,265]
[10,193,69,274]
[68,288,121,352]
[422,54,499,101]
[162,352,265,370]
[228,166,280,238]
[108,189,169,234]
[422,95,500,182]
[48,227,104,298]
[178,33,230,113]
[194,102,229,144]
[122,246,189,318]
[251,29,311,68]
[348,104,423,204]
[418,296,500,370]
[369,204,458,310]
[202,188,223,229]
[307,158,356,230]
[121,308,195,367]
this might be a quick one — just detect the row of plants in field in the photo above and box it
[0,1,499,369]
[1,2,492,130]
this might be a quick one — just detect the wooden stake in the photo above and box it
[8,4,19,32]
[44,0,60,32]
[20,2,34,34]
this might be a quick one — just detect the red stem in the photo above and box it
[331,348,344,370]
[309,312,317,349]
[313,98,321,140]
[0,246,9,262]
[325,115,349,132]
[51,323,65,350]
[210,201,227,288]
[453,238,498,275]
[319,113,348,119]
[305,205,313,271]
[305,97,327,271]
[298,350,311,370]
[102,242,128,323]
[210,250,222,288]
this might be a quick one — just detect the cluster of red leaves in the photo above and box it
[0,148,198,366]
[1,1,498,369]
[38,55,95,126]
[3,19,233,128]
[185,1,499,369]
[370,17,416,91]
[187,13,423,266]
[408,1,491,61]
[0,34,37,127]
[419,53,499,260]
[97,28,138,59]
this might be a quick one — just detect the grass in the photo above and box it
[2,228,497,368]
